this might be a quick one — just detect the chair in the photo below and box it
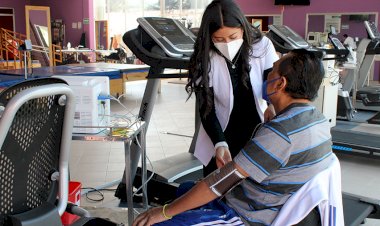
[105,48,127,63]
[272,154,344,226]
[0,78,75,226]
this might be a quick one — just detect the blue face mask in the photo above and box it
[262,77,281,103]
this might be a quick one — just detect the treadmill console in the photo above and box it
[364,21,380,40]
[268,25,310,49]
[363,21,380,54]
[330,37,346,50]
[137,17,195,58]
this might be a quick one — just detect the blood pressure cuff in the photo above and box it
[204,161,245,197]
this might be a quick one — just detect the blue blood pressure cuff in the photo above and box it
[204,161,245,197]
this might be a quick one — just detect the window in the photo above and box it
[94,0,210,41]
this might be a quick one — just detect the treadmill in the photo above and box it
[266,24,380,226]
[266,24,348,58]
[355,21,380,113]
[332,21,380,159]
[115,17,203,205]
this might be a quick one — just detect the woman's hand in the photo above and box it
[264,104,276,122]
[133,206,167,226]
[215,146,232,168]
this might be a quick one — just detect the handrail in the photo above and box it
[0,28,29,69]
[1,28,63,68]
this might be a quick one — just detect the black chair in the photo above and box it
[0,78,76,226]
[105,48,127,63]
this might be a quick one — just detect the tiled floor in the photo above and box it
[70,79,380,225]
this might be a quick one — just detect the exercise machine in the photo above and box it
[332,21,380,159]
[355,21,380,112]
[115,17,203,205]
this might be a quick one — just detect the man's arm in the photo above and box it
[133,161,249,226]
[132,180,217,226]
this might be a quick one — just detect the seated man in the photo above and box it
[133,49,339,226]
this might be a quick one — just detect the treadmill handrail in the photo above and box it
[123,28,190,71]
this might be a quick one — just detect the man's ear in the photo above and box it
[277,77,287,91]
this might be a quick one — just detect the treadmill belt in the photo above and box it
[368,111,380,124]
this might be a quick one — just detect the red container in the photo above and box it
[61,181,82,225]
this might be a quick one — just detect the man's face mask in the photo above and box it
[262,77,282,103]
[213,39,243,61]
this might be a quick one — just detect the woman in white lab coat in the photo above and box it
[186,0,279,176]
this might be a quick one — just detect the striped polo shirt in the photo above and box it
[227,103,334,226]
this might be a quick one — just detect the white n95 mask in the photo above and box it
[213,39,243,61]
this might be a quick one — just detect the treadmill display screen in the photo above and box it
[146,18,182,36]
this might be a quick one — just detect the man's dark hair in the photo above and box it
[343,34,348,38]
[278,49,324,101]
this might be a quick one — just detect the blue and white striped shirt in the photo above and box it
[228,103,334,225]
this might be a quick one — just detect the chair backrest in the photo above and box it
[0,78,75,226]
[272,154,344,226]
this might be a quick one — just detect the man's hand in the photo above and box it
[133,206,167,226]
[264,104,276,122]
[215,146,232,168]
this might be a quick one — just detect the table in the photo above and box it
[57,49,120,62]
[67,63,150,96]
[57,49,94,62]
[0,65,120,79]
[0,63,150,97]
[72,119,148,226]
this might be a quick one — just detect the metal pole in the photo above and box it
[24,52,27,80]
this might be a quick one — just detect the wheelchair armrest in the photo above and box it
[10,202,61,226]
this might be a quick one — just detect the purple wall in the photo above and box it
[235,0,380,81]
[236,0,380,36]
[238,0,281,14]
[0,0,27,34]
[307,14,377,39]
[0,0,94,49]
[308,15,324,32]
[29,9,48,27]
[30,0,94,49]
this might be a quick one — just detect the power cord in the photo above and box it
[98,100,106,126]
[81,187,116,202]
[81,131,155,203]
[109,94,138,118]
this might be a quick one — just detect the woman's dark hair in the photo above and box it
[186,0,262,118]
[278,49,325,101]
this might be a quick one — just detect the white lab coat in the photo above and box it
[272,154,344,226]
[194,36,279,166]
